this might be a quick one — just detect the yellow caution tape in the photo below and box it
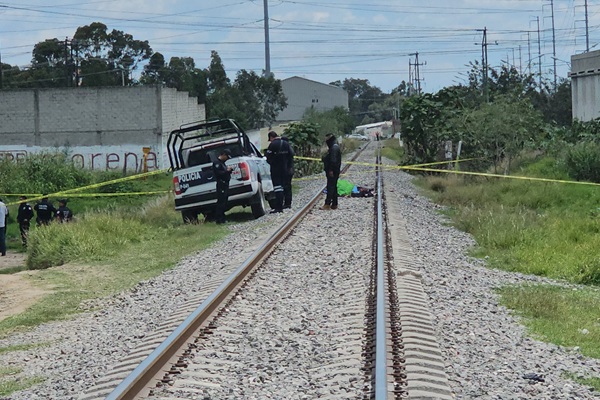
[402,166,600,187]
[4,169,168,206]
[406,157,483,168]
[40,191,172,198]
[293,156,482,169]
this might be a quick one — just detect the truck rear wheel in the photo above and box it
[250,183,267,219]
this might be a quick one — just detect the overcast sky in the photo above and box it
[0,0,595,93]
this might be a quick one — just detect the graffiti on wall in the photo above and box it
[0,146,161,171]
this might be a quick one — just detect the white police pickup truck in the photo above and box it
[167,119,274,223]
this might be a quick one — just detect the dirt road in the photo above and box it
[0,253,47,322]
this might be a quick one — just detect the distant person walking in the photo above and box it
[34,195,56,226]
[17,196,34,248]
[212,149,233,224]
[266,131,293,213]
[281,136,295,209]
[321,134,342,210]
[0,198,8,256]
[56,199,73,223]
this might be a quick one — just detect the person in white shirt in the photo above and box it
[0,198,9,256]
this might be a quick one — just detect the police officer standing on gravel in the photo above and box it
[212,149,233,225]
[321,134,342,210]
[17,196,34,248]
[0,197,8,256]
[34,194,56,226]
[281,136,295,209]
[266,131,293,213]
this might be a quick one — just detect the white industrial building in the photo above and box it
[570,50,600,121]
[276,76,349,122]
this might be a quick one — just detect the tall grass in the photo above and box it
[418,167,600,285]
[26,195,180,269]
[0,193,228,335]
[381,138,404,163]
[498,285,600,359]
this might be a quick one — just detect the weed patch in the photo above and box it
[0,376,45,396]
[497,285,600,359]
[563,372,600,392]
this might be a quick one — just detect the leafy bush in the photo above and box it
[564,142,600,183]
[0,152,94,195]
[94,171,137,193]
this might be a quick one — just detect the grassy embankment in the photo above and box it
[381,141,600,388]
[0,172,232,334]
[0,169,235,392]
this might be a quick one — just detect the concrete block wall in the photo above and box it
[0,91,37,143]
[159,87,206,168]
[160,87,205,133]
[0,85,205,170]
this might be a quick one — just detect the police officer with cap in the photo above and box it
[56,199,73,223]
[17,196,34,247]
[34,194,56,226]
[212,149,233,224]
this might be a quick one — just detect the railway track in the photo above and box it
[79,141,453,400]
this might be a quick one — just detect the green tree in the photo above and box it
[331,78,385,124]
[207,50,230,93]
[140,54,208,103]
[399,94,444,163]
[20,38,70,87]
[233,70,287,129]
[68,22,152,86]
[450,95,545,173]
[302,106,355,138]
[205,52,287,129]
[282,121,321,176]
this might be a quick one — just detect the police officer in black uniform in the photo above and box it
[34,194,56,226]
[281,136,295,209]
[212,149,233,224]
[321,134,342,210]
[56,199,73,223]
[17,196,34,247]
[266,131,293,213]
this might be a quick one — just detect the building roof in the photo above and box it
[282,76,343,89]
[356,121,391,130]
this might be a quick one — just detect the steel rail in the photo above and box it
[105,190,323,400]
[106,143,367,400]
[374,145,389,399]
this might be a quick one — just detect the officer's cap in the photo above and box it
[221,149,232,158]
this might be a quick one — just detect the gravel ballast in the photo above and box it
[0,142,599,399]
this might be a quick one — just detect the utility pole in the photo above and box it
[585,0,590,52]
[527,32,532,73]
[537,16,542,89]
[408,59,413,95]
[263,0,271,76]
[550,0,557,89]
[543,0,557,89]
[477,27,489,102]
[409,52,425,94]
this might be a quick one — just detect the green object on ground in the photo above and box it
[337,179,354,196]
